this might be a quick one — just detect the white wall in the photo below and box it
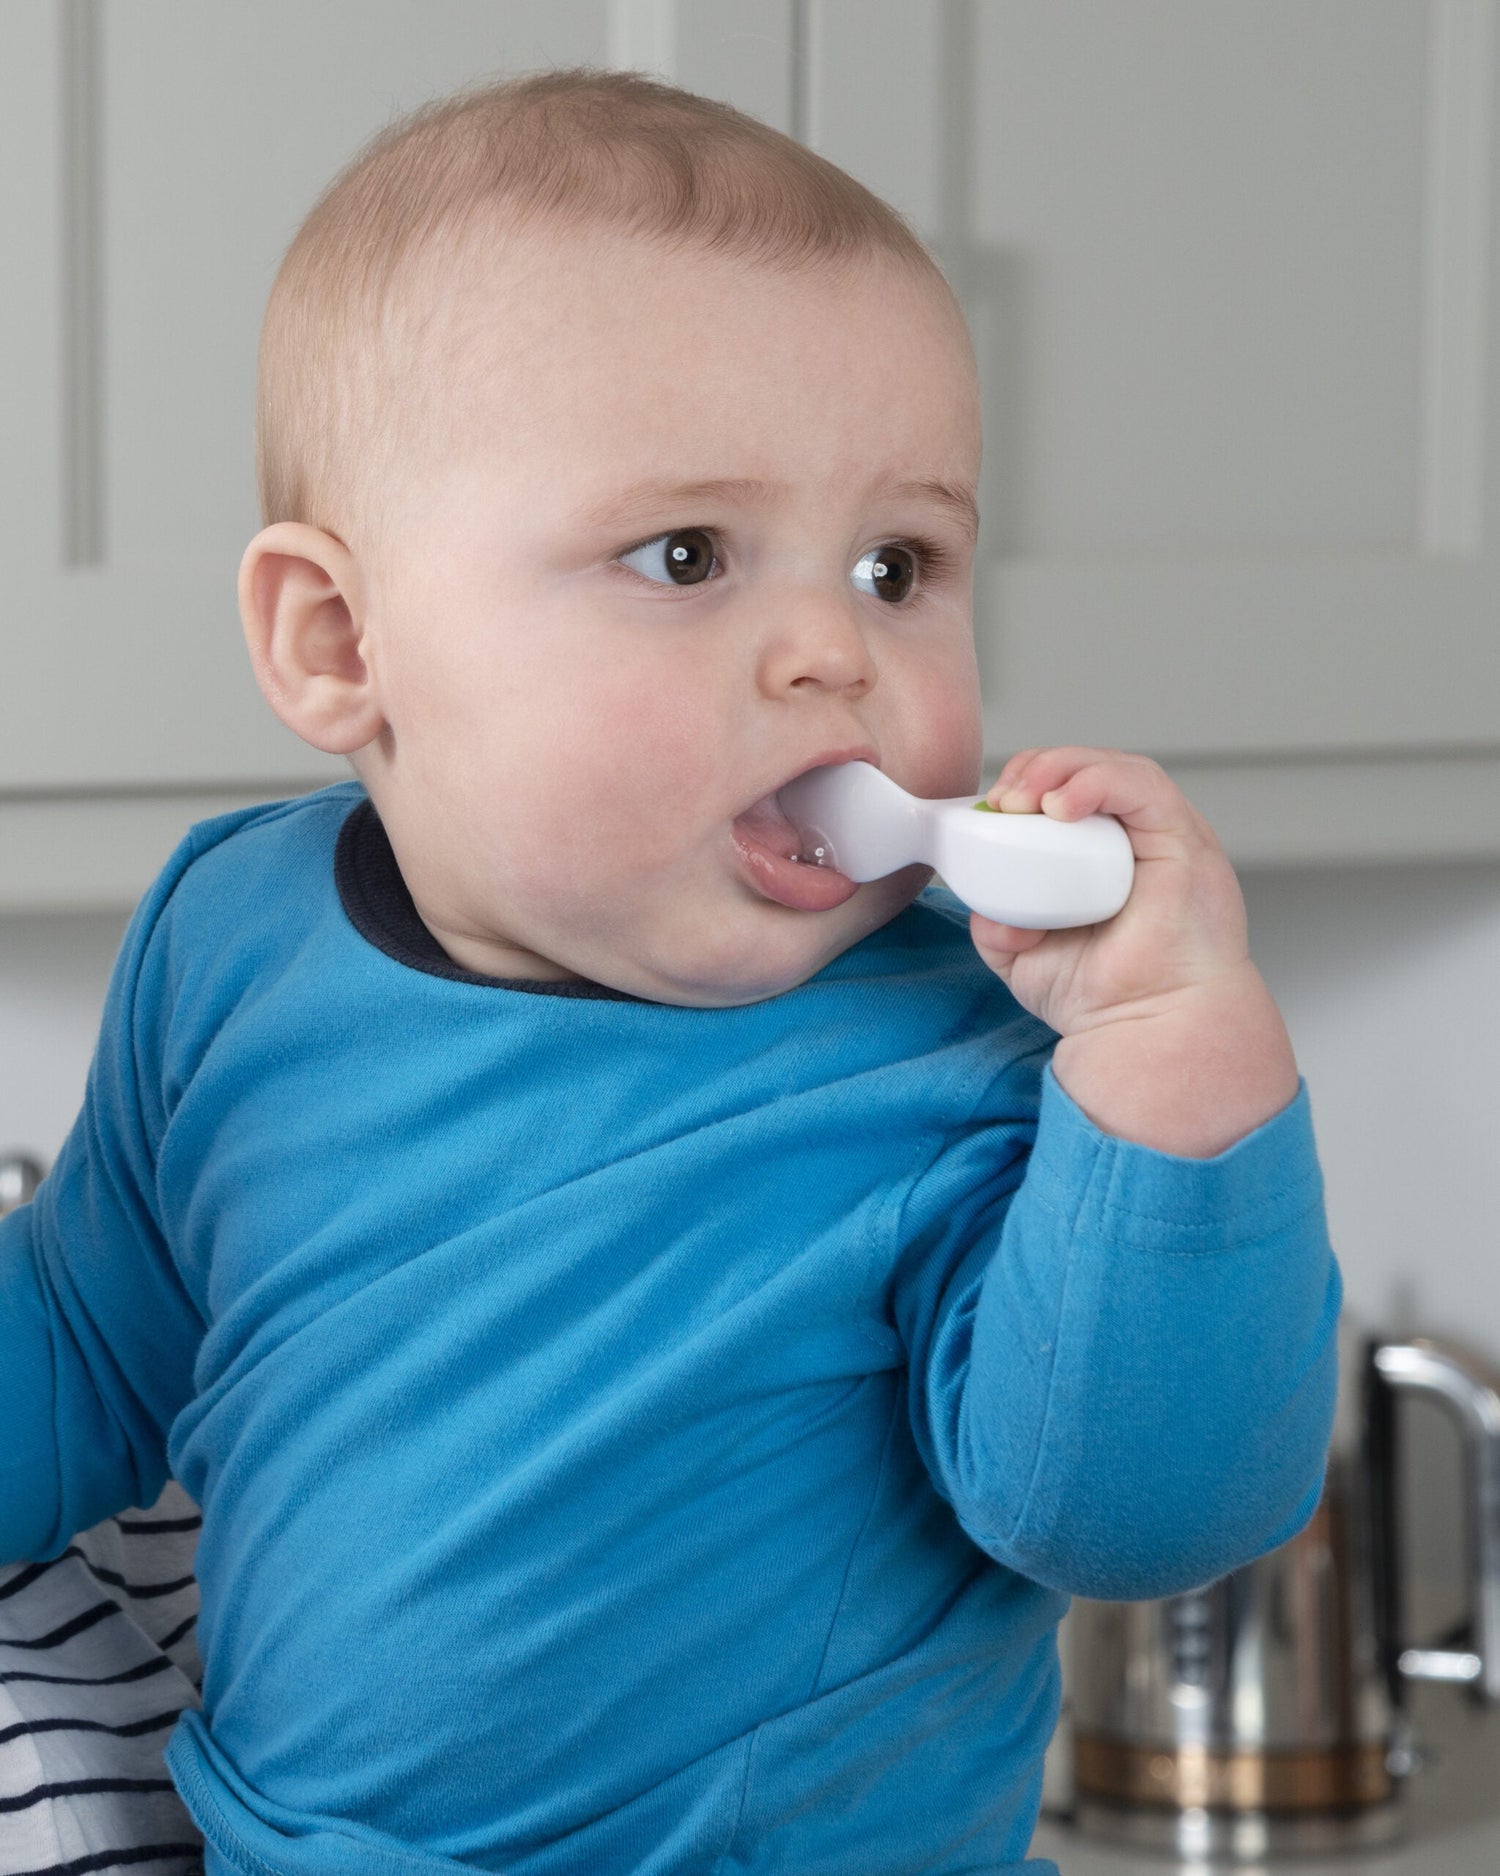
[1244,858,1500,1359]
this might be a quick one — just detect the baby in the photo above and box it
[0,68,1341,1876]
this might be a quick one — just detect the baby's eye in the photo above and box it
[617,528,720,587]
[851,544,917,605]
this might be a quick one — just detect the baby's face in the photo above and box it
[357,226,984,1006]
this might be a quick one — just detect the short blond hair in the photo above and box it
[254,65,956,557]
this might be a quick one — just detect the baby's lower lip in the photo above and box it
[729,816,859,912]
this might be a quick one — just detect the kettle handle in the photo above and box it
[1370,1335,1500,1704]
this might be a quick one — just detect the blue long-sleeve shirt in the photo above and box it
[0,781,1341,1876]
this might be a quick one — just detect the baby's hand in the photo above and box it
[973,746,1300,1155]
[972,746,1245,1028]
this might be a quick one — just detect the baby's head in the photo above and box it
[240,68,983,1008]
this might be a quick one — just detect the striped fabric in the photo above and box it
[0,1481,204,1875]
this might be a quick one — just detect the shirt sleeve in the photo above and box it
[891,1051,1342,1601]
[0,836,206,1564]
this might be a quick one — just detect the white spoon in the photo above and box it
[777,761,1135,929]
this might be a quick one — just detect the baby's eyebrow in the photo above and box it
[580,474,979,542]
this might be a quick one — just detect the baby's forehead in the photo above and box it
[376,220,978,516]
[409,216,968,364]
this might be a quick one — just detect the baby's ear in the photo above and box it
[238,522,385,754]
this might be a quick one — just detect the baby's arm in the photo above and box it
[893,1045,1339,1600]
[895,748,1339,1598]
[0,856,204,1563]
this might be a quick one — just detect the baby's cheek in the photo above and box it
[521,748,689,885]
[906,681,984,800]
[580,699,725,841]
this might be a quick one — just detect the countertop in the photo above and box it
[1030,1680,1500,1875]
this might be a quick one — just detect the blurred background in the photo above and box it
[1,0,1498,1791]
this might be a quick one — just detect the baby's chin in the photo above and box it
[570,868,932,1009]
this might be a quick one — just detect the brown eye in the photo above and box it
[851,543,915,604]
[619,527,719,587]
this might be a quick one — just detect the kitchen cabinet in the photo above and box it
[3,1,1497,907]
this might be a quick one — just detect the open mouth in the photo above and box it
[731,789,836,870]
[729,761,862,912]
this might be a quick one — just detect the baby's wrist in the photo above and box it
[1050,965,1301,1159]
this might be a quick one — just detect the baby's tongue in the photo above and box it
[733,790,803,860]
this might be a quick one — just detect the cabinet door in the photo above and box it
[801,0,1500,859]
[0,0,790,795]
[8,1,1494,868]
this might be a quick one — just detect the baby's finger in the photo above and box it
[993,747,1191,833]
[1032,757,1200,845]
[990,745,1131,811]
[970,913,1049,958]
[992,748,1045,795]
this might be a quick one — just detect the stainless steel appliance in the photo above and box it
[1058,1314,1500,1860]
[0,1154,42,1213]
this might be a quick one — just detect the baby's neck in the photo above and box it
[415,909,583,984]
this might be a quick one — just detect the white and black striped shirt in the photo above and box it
[0,1479,204,1875]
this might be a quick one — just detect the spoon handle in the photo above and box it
[927,797,1135,928]
[778,762,1134,929]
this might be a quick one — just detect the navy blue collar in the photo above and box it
[334,796,642,1000]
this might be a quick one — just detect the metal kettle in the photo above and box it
[1054,1313,1500,1860]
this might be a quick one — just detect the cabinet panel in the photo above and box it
[102,0,610,576]
[0,5,66,576]
[1,0,609,791]
[971,0,1429,558]
[2,0,1496,883]
[807,0,1500,766]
